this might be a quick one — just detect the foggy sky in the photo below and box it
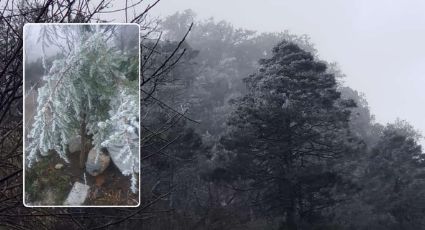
[150,0,425,145]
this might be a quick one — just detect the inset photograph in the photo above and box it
[23,24,140,207]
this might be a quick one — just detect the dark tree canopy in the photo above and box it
[221,41,357,229]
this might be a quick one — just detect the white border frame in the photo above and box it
[23,23,141,208]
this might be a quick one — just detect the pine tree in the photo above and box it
[361,121,425,229]
[26,25,139,193]
[221,41,356,228]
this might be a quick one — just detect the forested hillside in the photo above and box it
[138,10,425,230]
[0,1,424,229]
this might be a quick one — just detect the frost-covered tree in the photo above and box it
[26,25,139,193]
[221,41,356,228]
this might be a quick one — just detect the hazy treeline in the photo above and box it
[0,1,424,229]
[139,10,425,230]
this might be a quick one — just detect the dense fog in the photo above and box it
[135,10,425,229]
[1,1,424,229]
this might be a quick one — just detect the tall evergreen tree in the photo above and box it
[221,41,356,229]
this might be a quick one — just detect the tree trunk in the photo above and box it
[285,117,298,230]
[285,203,297,230]
[79,112,87,169]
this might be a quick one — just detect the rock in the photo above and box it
[85,148,110,176]
[68,136,81,153]
[63,182,90,206]
[55,163,64,169]
[107,143,139,174]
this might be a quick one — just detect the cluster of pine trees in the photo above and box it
[139,10,425,230]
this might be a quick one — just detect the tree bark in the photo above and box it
[285,117,298,230]
[79,112,87,169]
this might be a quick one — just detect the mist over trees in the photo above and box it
[1,1,424,229]
[139,10,425,230]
